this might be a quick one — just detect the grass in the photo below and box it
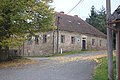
[51,50,106,57]
[51,51,85,56]
[92,56,116,80]
[29,50,100,57]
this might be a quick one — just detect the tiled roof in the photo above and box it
[112,5,120,20]
[55,13,106,38]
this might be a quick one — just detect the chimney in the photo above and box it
[74,15,78,17]
[60,11,64,14]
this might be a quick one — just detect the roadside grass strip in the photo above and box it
[92,56,116,80]
[51,54,107,64]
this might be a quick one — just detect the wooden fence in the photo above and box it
[0,49,23,61]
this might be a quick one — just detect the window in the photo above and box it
[43,35,47,43]
[100,40,102,46]
[35,35,39,44]
[71,36,75,44]
[27,36,33,45]
[92,39,95,46]
[61,35,65,43]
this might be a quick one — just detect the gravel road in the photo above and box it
[0,51,107,80]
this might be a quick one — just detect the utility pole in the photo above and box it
[116,18,120,80]
[57,16,60,53]
[118,31,120,80]
[106,0,114,80]
[116,33,118,80]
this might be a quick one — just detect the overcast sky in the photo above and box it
[50,0,120,20]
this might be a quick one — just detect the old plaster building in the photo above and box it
[24,12,107,56]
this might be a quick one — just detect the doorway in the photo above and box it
[82,40,86,50]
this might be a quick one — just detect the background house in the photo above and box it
[24,12,107,56]
[112,5,120,20]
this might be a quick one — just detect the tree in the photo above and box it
[86,6,106,34]
[0,0,55,48]
[86,6,98,28]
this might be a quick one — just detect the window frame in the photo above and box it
[35,35,39,45]
[71,36,75,44]
[92,39,95,46]
[61,35,65,43]
[27,36,33,45]
[100,40,102,46]
[43,34,47,43]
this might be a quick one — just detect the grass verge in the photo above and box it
[51,50,106,57]
[51,51,85,57]
[29,50,104,57]
[92,56,116,80]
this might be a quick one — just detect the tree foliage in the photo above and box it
[86,6,106,34]
[0,0,55,48]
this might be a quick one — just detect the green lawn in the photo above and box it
[92,56,116,80]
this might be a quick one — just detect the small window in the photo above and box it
[35,35,39,45]
[92,39,95,46]
[27,40,33,45]
[27,36,33,45]
[71,36,75,44]
[61,35,65,43]
[43,35,47,43]
[100,40,102,46]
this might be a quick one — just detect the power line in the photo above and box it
[67,0,84,14]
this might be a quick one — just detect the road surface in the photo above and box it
[0,51,106,80]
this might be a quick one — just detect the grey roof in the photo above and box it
[112,5,120,20]
[55,13,106,38]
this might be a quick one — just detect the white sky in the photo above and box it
[50,0,120,20]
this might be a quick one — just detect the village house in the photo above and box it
[112,5,120,20]
[24,12,107,56]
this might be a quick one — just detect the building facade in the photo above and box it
[24,12,107,56]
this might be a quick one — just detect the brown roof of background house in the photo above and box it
[55,12,106,38]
